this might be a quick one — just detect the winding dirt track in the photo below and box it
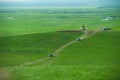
[9,30,98,69]
[43,30,99,66]
[43,40,77,66]
[17,40,77,67]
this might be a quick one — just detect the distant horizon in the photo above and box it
[0,5,120,9]
[0,0,120,7]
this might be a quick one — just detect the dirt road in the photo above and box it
[9,30,98,69]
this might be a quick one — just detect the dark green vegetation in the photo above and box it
[0,7,120,80]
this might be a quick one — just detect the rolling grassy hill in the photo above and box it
[53,31,120,65]
[0,32,82,67]
[3,31,120,80]
[0,7,120,80]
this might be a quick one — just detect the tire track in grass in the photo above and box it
[8,57,50,72]
[18,30,98,66]
[8,36,78,72]
[17,40,77,66]
[8,30,98,71]
[20,57,49,66]
[43,30,99,66]
[54,40,77,56]
[43,40,77,66]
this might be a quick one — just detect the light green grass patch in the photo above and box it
[5,65,120,80]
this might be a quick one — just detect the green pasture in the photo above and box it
[53,31,120,65]
[0,7,120,36]
[0,7,120,80]
[0,32,82,67]
[2,31,120,80]
[6,65,120,80]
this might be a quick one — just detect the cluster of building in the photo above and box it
[102,16,115,21]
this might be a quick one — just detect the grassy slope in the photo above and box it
[0,32,82,67]
[6,31,120,80]
[0,8,120,80]
[53,31,120,65]
[7,65,120,80]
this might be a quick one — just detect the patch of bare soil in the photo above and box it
[0,69,9,80]
[58,30,82,33]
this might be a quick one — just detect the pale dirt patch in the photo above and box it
[0,69,10,80]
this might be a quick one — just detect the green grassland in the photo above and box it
[0,32,82,67]
[0,7,120,80]
[4,31,120,80]
[8,65,120,80]
[0,7,120,36]
[53,31,120,65]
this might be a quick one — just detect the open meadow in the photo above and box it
[0,7,120,36]
[0,7,120,80]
